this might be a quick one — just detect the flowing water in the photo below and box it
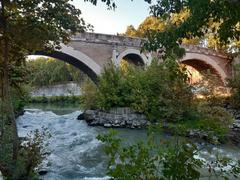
[17,104,240,180]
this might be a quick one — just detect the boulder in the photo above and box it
[38,169,48,175]
[77,113,84,120]
[82,107,148,129]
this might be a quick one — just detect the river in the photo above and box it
[17,104,240,180]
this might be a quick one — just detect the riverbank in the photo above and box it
[29,95,82,104]
[80,107,240,145]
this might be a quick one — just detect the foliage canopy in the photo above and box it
[143,0,240,57]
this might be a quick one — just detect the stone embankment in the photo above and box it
[31,82,81,97]
[78,107,148,128]
[78,106,240,145]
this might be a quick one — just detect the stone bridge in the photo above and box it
[37,32,232,84]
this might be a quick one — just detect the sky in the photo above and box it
[72,0,152,35]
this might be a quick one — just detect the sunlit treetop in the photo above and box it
[144,0,240,58]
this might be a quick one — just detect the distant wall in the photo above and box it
[30,82,81,97]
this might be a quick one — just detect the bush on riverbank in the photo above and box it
[11,86,30,115]
[98,129,240,179]
[0,128,50,179]
[81,80,98,109]
[82,59,233,141]
[167,105,233,143]
[228,64,240,108]
[83,59,195,122]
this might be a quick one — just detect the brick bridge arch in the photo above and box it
[181,45,231,85]
[35,44,101,83]
[33,33,232,85]
[181,53,228,84]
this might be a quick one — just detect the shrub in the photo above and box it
[129,59,194,122]
[97,129,240,180]
[228,64,240,107]
[0,128,50,179]
[193,70,227,106]
[81,80,98,109]
[83,59,195,122]
[11,85,30,114]
[167,105,234,142]
[96,63,133,110]
[197,105,233,140]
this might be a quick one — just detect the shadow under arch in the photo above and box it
[33,45,102,83]
[180,53,228,85]
[116,49,149,66]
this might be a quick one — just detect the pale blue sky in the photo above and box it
[72,0,152,35]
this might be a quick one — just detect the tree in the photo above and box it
[143,0,240,58]
[123,12,200,45]
[0,0,85,176]
[124,25,138,37]
[1,0,144,177]
[26,57,88,87]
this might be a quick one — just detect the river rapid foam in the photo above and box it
[17,107,240,180]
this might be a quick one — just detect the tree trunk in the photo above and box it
[2,36,19,161]
[0,1,19,175]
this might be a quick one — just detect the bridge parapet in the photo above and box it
[72,33,229,60]
[72,32,144,47]
[182,44,229,59]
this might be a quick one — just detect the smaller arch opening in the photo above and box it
[121,53,145,66]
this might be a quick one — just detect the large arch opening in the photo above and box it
[33,51,98,83]
[180,53,228,86]
[181,59,223,85]
[29,44,102,83]
[27,45,102,97]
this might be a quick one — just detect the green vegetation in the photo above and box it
[82,60,233,141]
[11,86,30,116]
[0,0,118,178]
[144,0,240,58]
[228,64,240,108]
[26,57,88,87]
[83,59,194,121]
[0,127,50,179]
[98,129,240,180]
[1,0,239,178]
[124,13,199,46]
[167,105,233,143]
